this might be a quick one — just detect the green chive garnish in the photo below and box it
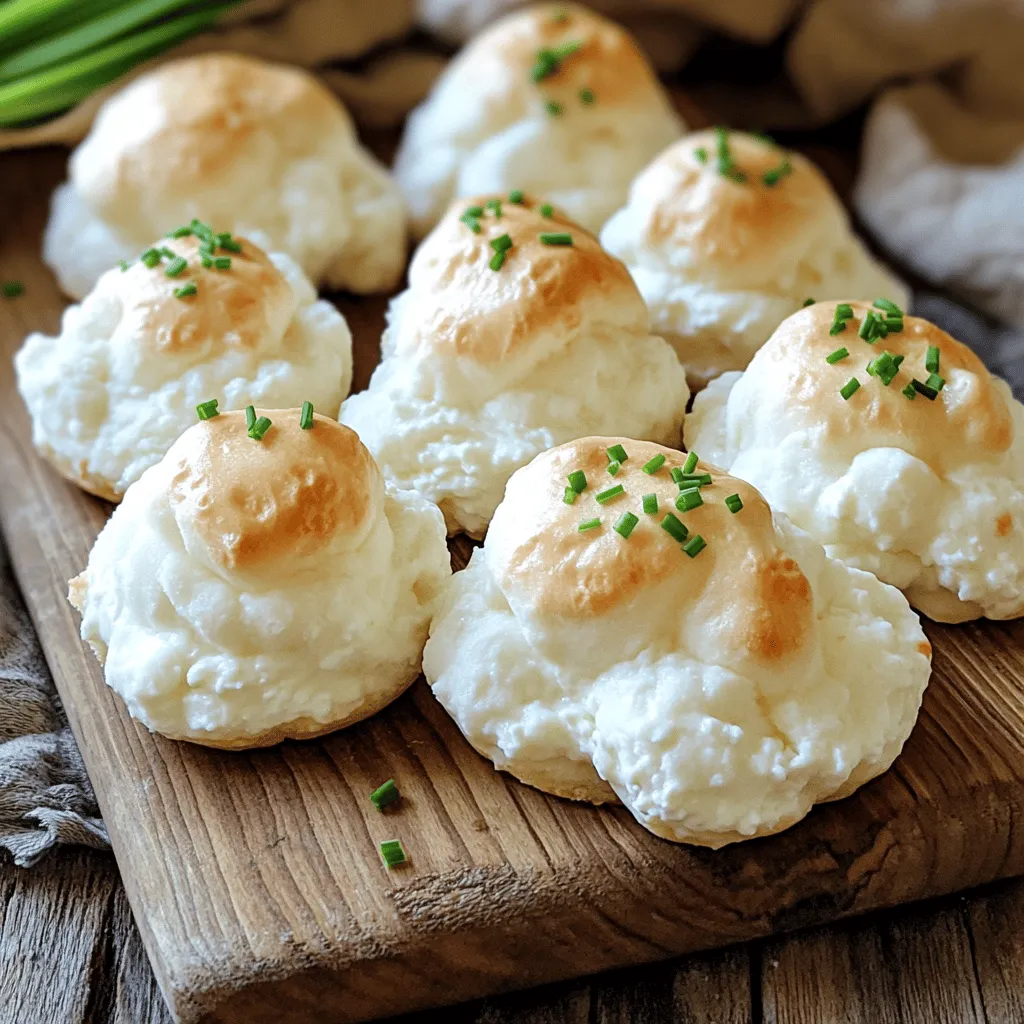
[595,484,624,505]
[840,378,860,400]
[725,494,743,514]
[912,378,938,400]
[642,454,666,475]
[926,372,945,393]
[118,259,131,272]
[563,486,578,504]
[173,281,197,299]
[460,213,481,233]
[642,493,658,514]
[248,416,272,441]
[676,488,703,512]
[926,346,940,374]
[141,248,161,268]
[802,297,816,307]
[677,473,712,488]
[164,256,188,278]
[2,279,24,298]
[300,401,314,429]
[829,319,848,336]
[567,470,587,493]
[682,451,698,475]
[540,203,554,218]
[613,512,639,539]
[683,535,707,558]
[491,234,513,253]
[486,199,503,218]
[508,189,525,204]
[883,316,904,332]
[379,839,407,869]
[670,467,684,484]
[826,347,849,364]
[606,460,621,476]
[873,297,903,316]
[579,87,595,105]
[196,399,219,420]
[370,779,399,810]
[761,159,792,186]
[489,251,507,271]
[607,444,628,464]
[903,383,917,400]
[660,512,688,542]
[578,517,601,532]
[212,256,231,270]
[544,100,563,116]
[245,405,257,430]
[464,205,484,217]
[694,147,708,163]
[540,232,572,246]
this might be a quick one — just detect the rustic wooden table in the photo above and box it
[1,846,1023,1022]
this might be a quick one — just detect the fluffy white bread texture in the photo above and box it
[68,413,451,748]
[44,53,406,300]
[340,195,690,537]
[424,437,931,847]
[16,235,352,503]
[393,4,684,238]
[687,302,1024,623]
[601,130,908,386]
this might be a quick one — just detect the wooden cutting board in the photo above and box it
[3,147,1024,1024]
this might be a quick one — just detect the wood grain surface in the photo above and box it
[3,148,1024,1024]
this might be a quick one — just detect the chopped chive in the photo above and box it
[1,279,24,298]
[158,246,177,260]
[883,316,904,331]
[902,383,917,400]
[802,297,816,307]
[829,319,848,336]
[563,486,577,504]
[840,378,860,400]
[486,199,503,218]
[613,511,639,539]
[607,444,628,464]
[873,297,903,316]
[670,467,684,484]
[595,484,624,505]
[545,100,563,116]
[190,218,213,237]
[567,469,587,493]
[540,203,554,218]
[200,255,214,268]
[489,251,507,271]
[300,401,314,429]
[509,189,525,204]
[606,460,621,476]
[168,225,192,238]
[490,233,513,253]
[642,493,658,514]
[464,205,485,217]
[164,256,188,278]
[826,346,849,364]
[118,260,131,272]
[460,213,482,233]
[926,346,940,374]
[219,237,243,253]
[912,378,938,400]
[579,87,595,105]
[379,839,406,869]
[761,159,792,186]
[682,451,698,475]
[578,517,601,532]
[642,454,666,475]
[835,303,854,320]
[212,256,232,270]
[892,354,905,369]
[370,779,399,810]
[859,312,878,341]
[196,399,219,420]
[694,146,708,163]
[677,473,712,488]
[676,488,703,512]
[926,372,945,393]
[725,493,743,514]
[245,405,257,430]
[540,232,573,246]
[660,512,688,542]
[683,535,707,558]
[173,282,198,299]
[248,416,272,441]
[141,248,161,268]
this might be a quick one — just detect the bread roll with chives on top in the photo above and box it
[340,193,690,538]
[16,227,352,503]
[424,436,931,846]
[44,53,406,300]
[68,411,451,748]
[687,299,1024,622]
[600,129,908,387]
[393,3,684,238]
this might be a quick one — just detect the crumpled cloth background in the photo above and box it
[1,0,1022,865]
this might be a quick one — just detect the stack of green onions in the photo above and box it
[0,0,242,129]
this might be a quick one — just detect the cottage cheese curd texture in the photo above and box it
[687,301,1024,622]
[16,235,351,502]
[424,437,931,847]
[44,53,406,300]
[394,3,684,237]
[341,195,689,537]
[69,413,451,748]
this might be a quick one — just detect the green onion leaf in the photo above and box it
[486,199,502,218]
[248,415,272,441]
[595,484,624,505]
[379,839,407,869]
[826,346,849,364]
[676,487,703,512]
[370,779,399,810]
[682,451,698,475]
[300,401,314,430]
[802,297,816,307]
[660,512,688,542]
[459,213,481,233]
[677,473,712,488]
[606,460,621,476]
[902,383,917,400]
[508,189,525,204]
[173,281,197,299]
[490,233,513,253]
[606,444,628,464]
[579,87,595,105]
[613,511,639,539]
[164,256,188,278]
[489,251,506,271]
[840,378,861,401]
[873,297,903,316]
[725,493,743,514]
[1,279,24,298]
[642,454,666,475]
[694,147,708,163]
[245,405,256,430]
[567,470,587,493]
[578,517,601,532]
[212,256,231,270]
[540,232,572,245]
[195,399,219,421]
[642,493,658,514]
[683,535,707,558]
[926,346,940,374]
[563,486,578,504]
[540,203,554,218]
[912,378,938,400]
[926,372,945,393]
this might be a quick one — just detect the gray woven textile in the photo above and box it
[0,542,108,867]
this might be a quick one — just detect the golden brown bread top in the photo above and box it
[753,301,1014,473]
[123,235,294,354]
[401,194,645,365]
[167,411,380,571]
[491,437,813,667]
[627,130,842,271]
[451,3,669,110]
